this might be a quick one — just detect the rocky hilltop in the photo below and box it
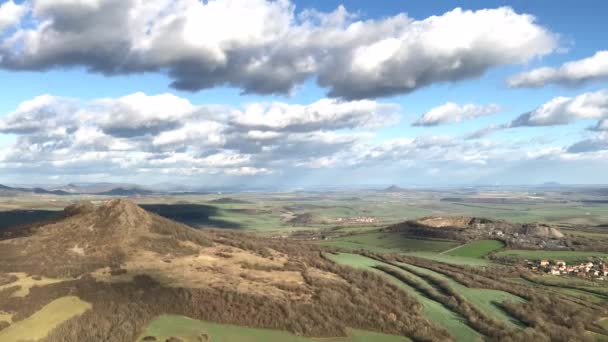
[386,216,566,248]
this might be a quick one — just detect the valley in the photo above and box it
[0,187,607,341]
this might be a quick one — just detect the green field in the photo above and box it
[403,252,492,266]
[600,318,608,330]
[327,253,481,342]
[137,314,410,342]
[320,232,458,254]
[495,249,608,263]
[396,262,525,328]
[444,240,505,258]
[0,296,91,341]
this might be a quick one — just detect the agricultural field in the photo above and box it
[444,240,505,258]
[137,315,410,342]
[319,231,458,254]
[0,296,91,341]
[495,249,608,263]
[401,252,492,266]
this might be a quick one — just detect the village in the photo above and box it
[524,258,608,280]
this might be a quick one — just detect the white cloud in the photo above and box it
[0,0,26,33]
[468,90,608,140]
[232,98,400,131]
[0,2,557,98]
[0,92,396,176]
[509,90,608,127]
[508,51,608,88]
[413,102,501,126]
[2,91,604,184]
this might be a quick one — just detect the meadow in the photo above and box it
[138,315,409,342]
[0,296,91,341]
[320,231,458,254]
[444,240,505,258]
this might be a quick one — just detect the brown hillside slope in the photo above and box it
[0,200,448,341]
[0,199,213,278]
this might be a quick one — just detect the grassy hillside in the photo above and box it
[444,240,505,258]
[396,262,524,328]
[320,231,458,254]
[327,253,481,342]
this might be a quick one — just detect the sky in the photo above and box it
[0,0,607,187]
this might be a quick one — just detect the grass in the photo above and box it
[320,232,458,254]
[326,253,481,342]
[0,311,12,323]
[402,252,492,266]
[444,240,505,258]
[0,272,68,297]
[396,262,525,328]
[0,296,91,341]
[137,314,410,342]
[494,249,608,263]
[557,288,607,304]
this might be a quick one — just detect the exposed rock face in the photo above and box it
[387,215,566,248]
[522,224,565,238]
[415,216,500,229]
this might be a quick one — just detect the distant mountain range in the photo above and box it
[0,183,157,196]
[0,184,70,196]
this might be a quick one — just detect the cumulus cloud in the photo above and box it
[413,102,501,126]
[0,1,556,98]
[508,51,608,88]
[467,90,608,139]
[509,90,608,127]
[0,92,398,176]
[2,92,603,184]
[232,99,400,131]
[0,0,26,33]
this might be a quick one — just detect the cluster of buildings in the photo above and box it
[336,216,378,224]
[525,258,608,279]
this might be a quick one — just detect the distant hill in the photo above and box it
[208,197,251,204]
[51,183,145,194]
[287,212,320,226]
[96,187,156,196]
[386,216,565,248]
[383,185,407,192]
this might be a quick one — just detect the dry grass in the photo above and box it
[0,272,69,297]
[0,296,91,341]
[0,311,12,323]
[91,242,318,300]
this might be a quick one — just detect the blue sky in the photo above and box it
[0,0,607,187]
